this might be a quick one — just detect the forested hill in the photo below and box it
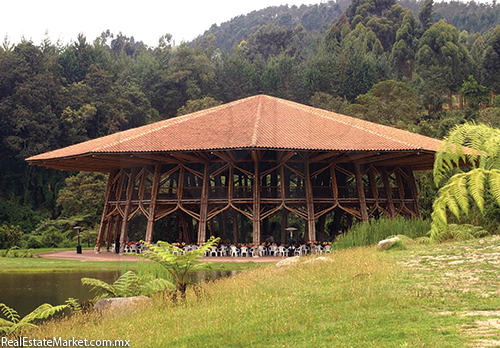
[198,0,500,52]
[4,0,500,247]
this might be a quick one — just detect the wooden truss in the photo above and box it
[95,150,420,253]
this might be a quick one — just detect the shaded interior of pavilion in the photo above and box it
[97,150,420,253]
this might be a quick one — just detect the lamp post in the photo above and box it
[74,226,82,254]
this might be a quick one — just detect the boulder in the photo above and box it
[377,237,400,251]
[276,256,300,267]
[304,256,334,264]
[94,296,153,313]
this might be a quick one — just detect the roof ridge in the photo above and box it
[274,97,430,150]
[93,96,255,152]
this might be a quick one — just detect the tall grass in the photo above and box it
[30,247,469,347]
[333,217,430,250]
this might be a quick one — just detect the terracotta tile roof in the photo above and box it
[26,95,443,170]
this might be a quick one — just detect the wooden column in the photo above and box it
[119,168,137,254]
[145,164,161,244]
[405,166,420,217]
[381,167,396,218]
[281,209,288,245]
[96,171,116,253]
[304,161,316,243]
[252,151,261,250]
[354,161,369,222]
[197,162,210,245]
[105,217,115,251]
[232,210,238,244]
[318,214,326,242]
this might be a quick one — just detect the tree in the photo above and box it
[430,123,500,241]
[482,26,500,94]
[137,237,219,299]
[344,80,422,127]
[176,97,222,116]
[392,10,419,79]
[460,75,489,110]
[419,0,435,34]
[309,92,349,113]
[415,20,472,109]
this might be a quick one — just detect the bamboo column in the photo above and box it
[119,168,138,254]
[145,164,161,243]
[96,171,116,253]
[304,161,316,243]
[354,162,369,222]
[197,162,210,245]
[381,167,396,218]
[232,210,238,244]
[252,151,261,250]
[105,217,115,251]
[281,209,288,244]
[405,166,420,217]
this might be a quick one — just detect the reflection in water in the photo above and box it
[0,270,238,318]
[0,271,118,318]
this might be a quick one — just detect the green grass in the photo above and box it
[0,255,273,273]
[0,258,138,273]
[334,217,431,249]
[26,237,500,347]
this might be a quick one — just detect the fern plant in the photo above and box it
[0,302,67,337]
[137,236,220,298]
[81,270,173,301]
[431,123,500,241]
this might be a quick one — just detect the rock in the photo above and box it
[377,237,400,251]
[304,256,334,264]
[276,256,300,267]
[94,296,153,313]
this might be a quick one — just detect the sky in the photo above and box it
[2,0,317,48]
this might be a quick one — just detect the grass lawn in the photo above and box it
[0,251,274,273]
[27,236,500,347]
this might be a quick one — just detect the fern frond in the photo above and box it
[20,303,68,323]
[452,174,469,215]
[65,298,82,313]
[140,278,174,296]
[113,271,140,297]
[467,169,486,212]
[81,277,117,298]
[0,303,20,324]
[489,170,500,206]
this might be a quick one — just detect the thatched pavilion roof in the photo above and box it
[26,95,443,172]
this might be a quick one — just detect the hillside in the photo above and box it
[196,0,500,52]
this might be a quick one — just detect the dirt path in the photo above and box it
[40,249,279,263]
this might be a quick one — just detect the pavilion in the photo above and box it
[26,94,443,254]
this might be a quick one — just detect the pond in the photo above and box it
[0,270,238,318]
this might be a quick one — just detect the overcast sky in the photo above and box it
[2,0,317,47]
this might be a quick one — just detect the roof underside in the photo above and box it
[26,95,443,172]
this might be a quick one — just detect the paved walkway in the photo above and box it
[40,249,280,263]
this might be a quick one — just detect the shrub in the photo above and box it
[26,235,42,249]
[0,225,22,249]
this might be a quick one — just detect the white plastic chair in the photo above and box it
[209,246,219,257]
[269,245,278,256]
[315,245,324,255]
[218,245,228,256]
[257,245,266,257]
[294,246,302,257]
[230,245,239,257]
[324,245,331,253]
[240,247,250,257]
[278,246,288,257]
